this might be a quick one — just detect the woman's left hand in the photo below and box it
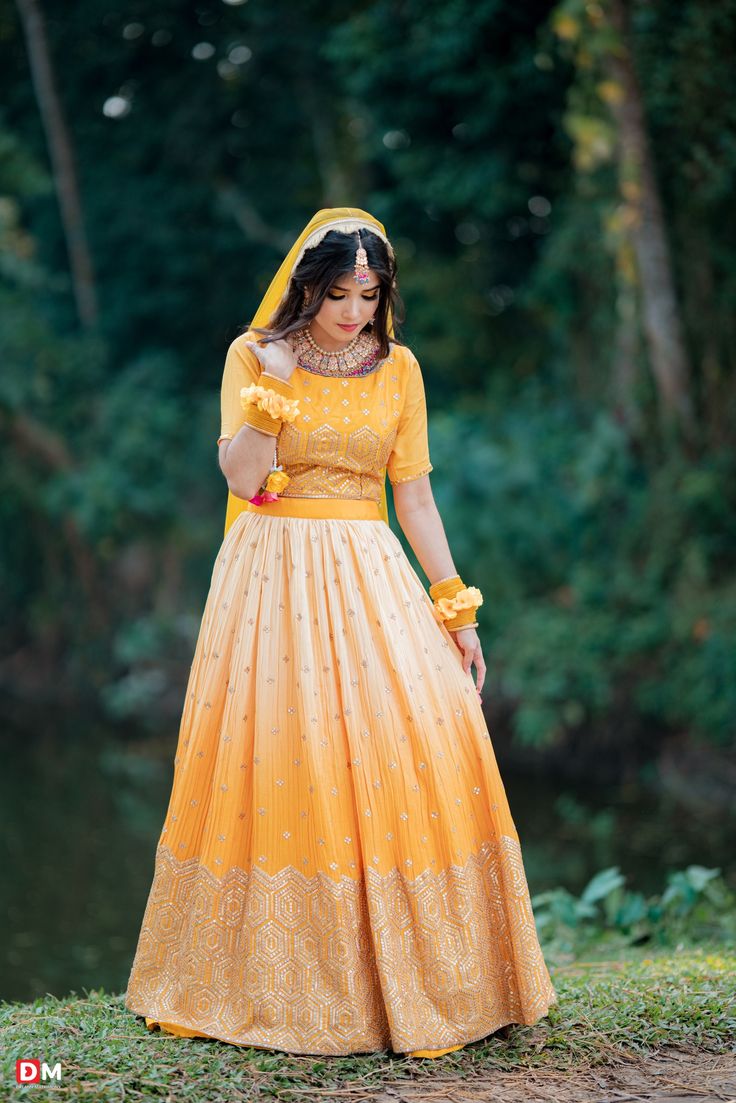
[449,626,486,700]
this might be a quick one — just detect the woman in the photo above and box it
[124,206,557,1058]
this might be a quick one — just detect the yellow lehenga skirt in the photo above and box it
[124,496,557,1057]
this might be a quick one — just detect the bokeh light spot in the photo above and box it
[528,195,551,217]
[382,130,411,150]
[102,96,131,119]
[486,285,515,315]
[228,45,252,64]
[455,223,481,245]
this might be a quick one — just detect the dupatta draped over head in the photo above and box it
[223,207,396,534]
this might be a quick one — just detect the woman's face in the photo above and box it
[308,269,381,350]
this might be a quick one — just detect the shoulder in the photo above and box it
[388,340,420,371]
[388,342,424,391]
[228,327,260,353]
[224,328,263,370]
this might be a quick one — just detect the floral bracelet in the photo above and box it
[249,461,291,506]
[433,586,484,622]
[240,383,300,423]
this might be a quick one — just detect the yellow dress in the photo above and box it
[123,331,557,1057]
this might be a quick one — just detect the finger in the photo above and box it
[462,648,473,675]
[475,650,486,692]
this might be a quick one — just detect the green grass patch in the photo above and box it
[1,944,734,1101]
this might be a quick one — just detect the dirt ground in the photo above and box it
[352,1047,736,1103]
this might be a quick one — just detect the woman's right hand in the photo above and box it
[245,338,298,382]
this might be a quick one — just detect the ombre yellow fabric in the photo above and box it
[220,207,397,537]
[124,208,558,1059]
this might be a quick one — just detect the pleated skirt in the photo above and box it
[124,495,557,1056]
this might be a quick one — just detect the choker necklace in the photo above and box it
[289,326,385,378]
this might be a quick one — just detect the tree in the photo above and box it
[551,0,696,447]
[14,0,99,327]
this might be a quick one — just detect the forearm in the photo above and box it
[220,424,276,500]
[394,496,458,586]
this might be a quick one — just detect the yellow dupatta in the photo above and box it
[222,207,396,537]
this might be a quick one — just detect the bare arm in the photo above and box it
[392,475,458,584]
[218,426,276,502]
[393,474,486,694]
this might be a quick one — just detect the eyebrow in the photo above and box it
[331,282,381,292]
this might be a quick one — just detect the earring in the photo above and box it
[303,287,312,308]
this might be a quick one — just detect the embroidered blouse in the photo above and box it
[217,330,433,501]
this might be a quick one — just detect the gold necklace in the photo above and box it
[289,326,384,377]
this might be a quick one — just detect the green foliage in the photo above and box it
[422,375,736,751]
[325,0,572,392]
[532,863,735,954]
[2,0,735,753]
[42,350,188,541]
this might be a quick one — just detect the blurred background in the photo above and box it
[1,0,734,1004]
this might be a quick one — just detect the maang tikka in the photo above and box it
[353,231,371,284]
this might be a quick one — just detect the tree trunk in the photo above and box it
[610,260,645,439]
[15,0,99,328]
[606,0,696,447]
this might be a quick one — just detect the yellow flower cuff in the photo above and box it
[434,586,484,622]
[240,383,300,424]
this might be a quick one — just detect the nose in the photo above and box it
[342,300,361,321]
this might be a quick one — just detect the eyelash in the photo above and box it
[327,292,379,301]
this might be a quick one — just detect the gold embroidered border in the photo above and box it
[390,462,434,485]
[125,836,557,1055]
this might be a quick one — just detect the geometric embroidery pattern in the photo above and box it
[125,837,557,1055]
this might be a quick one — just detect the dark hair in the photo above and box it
[246,228,405,360]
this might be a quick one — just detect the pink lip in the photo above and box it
[338,324,359,331]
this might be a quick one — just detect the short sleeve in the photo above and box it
[386,349,433,485]
[217,332,262,446]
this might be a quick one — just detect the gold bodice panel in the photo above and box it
[218,332,433,501]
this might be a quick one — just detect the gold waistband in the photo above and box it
[244,496,383,521]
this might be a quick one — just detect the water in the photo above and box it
[1,719,733,1005]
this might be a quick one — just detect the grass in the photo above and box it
[1,943,734,1101]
